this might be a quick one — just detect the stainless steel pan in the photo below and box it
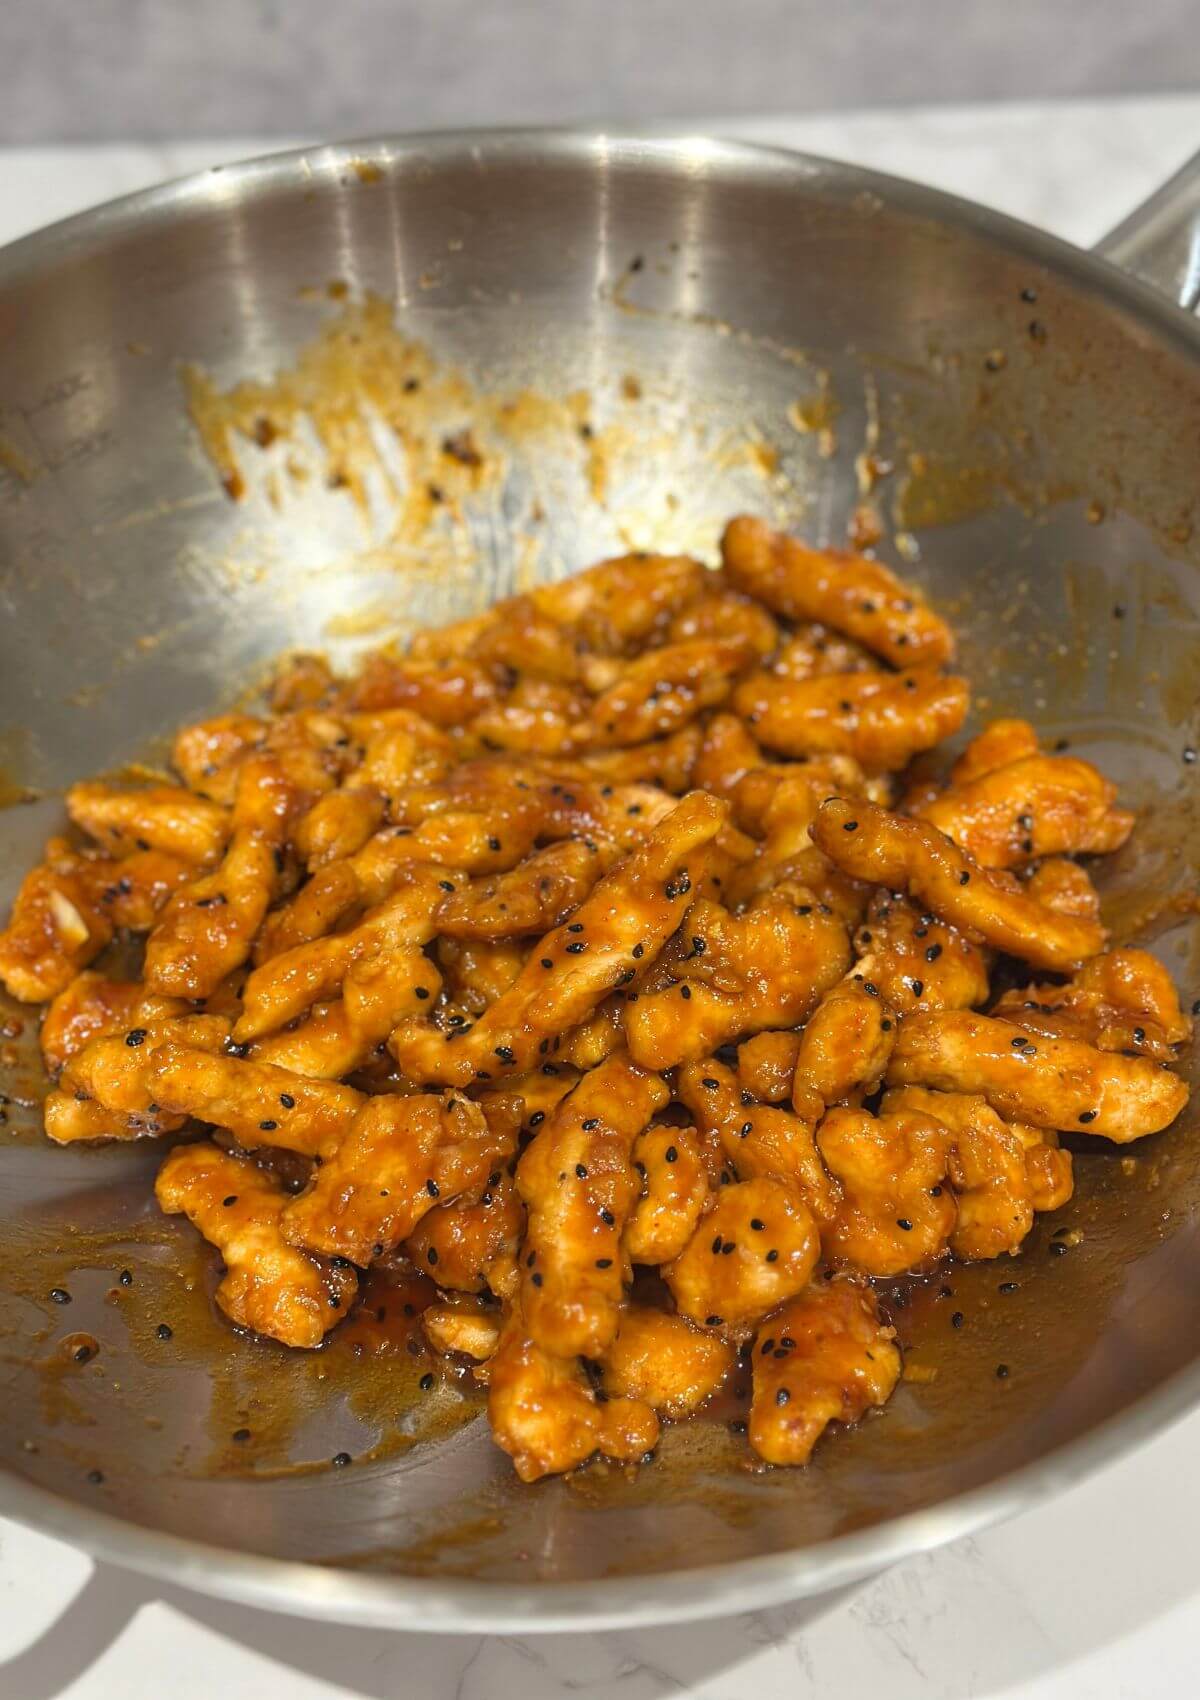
[3,130,1200,1633]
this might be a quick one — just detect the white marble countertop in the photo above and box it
[3,94,1200,1700]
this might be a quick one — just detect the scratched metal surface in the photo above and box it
[2,135,1200,1628]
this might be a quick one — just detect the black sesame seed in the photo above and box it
[414,986,430,1000]
[843,820,859,832]
[488,837,501,852]
[332,1452,352,1467]
[531,1271,544,1286]
[739,1121,752,1138]
[232,1427,251,1442]
[156,1323,172,1341]
[74,1344,92,1362]
[420,1372,435,1391]
[86,1469,104,1485]
[951,1311,964,1328]
[124,1028,148,1047]
[581,1117,599,1131]
[565,941,587,955]
[600,1209,615,1226]
[705,1314,723,1327]
[222,1194,238,1207]
[426,1178,439,1197]
[118,1269,133,1287]
[880,1018,892,1031]
[680,984,692,1000]
[996,1363,1010,1380]
[729,1419,747,1436]
[925,943,942,962]
[702,1077,719,1089]
[494,1045,515,1063]
[528,1111,545,1128]
[427,1247,439,1265]
[766,1249,779,1263]
[567,922,584,933]
[576,1163,588,1178]
[540,958,554,970]
[632,943,644,959]
[438,880,455,893]
[896,1218,913,1231]
[595,1257,613,1269]
[665,1146,678,1163]
[279,1093,295,1108]
[909,979,924,997]
[776,1388,790,1406]
[999,1281,1019,1293]
[50,1287,71,1305]
[1050,1241,1068,1256]
[259,1119,278,1131]
[959,871,970,885]
[1078,1110,1097,1124]
[721,1241,736,1256]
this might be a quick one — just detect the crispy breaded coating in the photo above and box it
[811,798,1106,972]
[44,1012,230,1143]
[733,667,970,772]
[737,1031,804,1104]
[588,637,757,745]
[913,723,1134,868]
[435,936,527,1015]
[487,1304,659,1482]
[40,973,145,1074]
[887,1010,1189,1141]
[664,1176,821,1329]
[390,791,728,1087]
[992,948,1191,1060]
[817,1104,955,1275]
[748,1280,900,1465]
[282,1091,514,1263]
[66,781,230,866]
[677,1059,839,1223]
[853,890,990,1014]
[470,677,593,756]
[156,1142,356,1347]
[570,724,702,792]
[515,1053,669,1357]
[404,1172,523,1296]
[599,1307,734,1417]
[722,515,955,669]
[794,976,896,1108]
[146,1044,365,1155]
[767,625,877,681]
[624,885,849,1068]
[622,1121,712,1265]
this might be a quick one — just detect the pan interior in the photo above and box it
[2,136,1200,1591]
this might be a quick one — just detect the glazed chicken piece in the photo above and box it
[733,667,970,772]
[569,724,702,792]
[293,787,385,869]
[410,594,580,682]
[599,1307,735,1417]
[434,840,612,937]
[144,748,331,999]
[343,650,500,725]
[852,890,990,1015]
[476,1066,581,1137]
[992,948,1192,1061]
[145,1044,366,1155]
[404,1172,523,1297]
[469,677,594,757]
[736,1031,804,1105]
[236,864,450,1041]
[723,770,875,920]
[667,583,781,658]
[748,1280,901,1466]
[344,705,456,790]
[766,624,877,681]
[0,838,117,1002]
[793,975,896,1107]
[66,781,230,866]
[721,515,955,669]
[587,637,758,745]
[881,1085,1065,1258]
[515,1052,669,1357]
[422,1296,503,1363]
[912,718,1134,869]
[624,884,850,1069]
[816,1104,955,1276]
[39,973,146,1074]
[676,1059,839,1224]
[282,1091,515,1264]
[528,551,707,653]
[811,798,1106,972]
[43,1011,230,1142]
[1025,856,1102,920]
[486,1304,659,1482]
[389,790,728,1088]
[887,1010,1189,1141]
[622,1121,712,1265]
[435,936,528,1016]
[170,712,265,805]
[691,711,779,802]
[156,1142,357,1348]
[664,1176,821,1329]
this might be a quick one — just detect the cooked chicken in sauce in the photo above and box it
[4,515,1190,1480]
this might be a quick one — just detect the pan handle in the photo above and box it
[1094,148,1200,311]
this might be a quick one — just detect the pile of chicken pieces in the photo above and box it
[2,514,1191,1482]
